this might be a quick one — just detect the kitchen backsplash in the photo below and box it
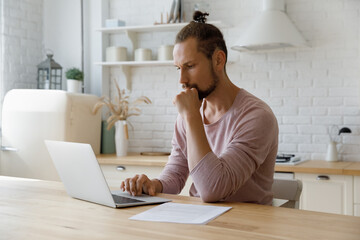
[108,0,360,161]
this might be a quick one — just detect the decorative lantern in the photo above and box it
[37,53,62,89]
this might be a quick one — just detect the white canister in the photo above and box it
[157,45,174,61]
[134,48,152,61]
[106,46,127,62]
[105,19,125,28]
[326,141,338,162]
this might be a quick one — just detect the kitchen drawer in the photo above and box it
[295,173,353,215]
[355,176,360,204]
[355,204,360,217]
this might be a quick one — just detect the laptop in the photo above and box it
[45,140,171,208]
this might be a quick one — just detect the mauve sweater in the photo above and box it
[158,89,279,205]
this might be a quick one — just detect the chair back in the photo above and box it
[272,178,302,209]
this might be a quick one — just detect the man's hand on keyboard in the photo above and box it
[120,174,162,196]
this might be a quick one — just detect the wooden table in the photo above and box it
[1,176,359,240]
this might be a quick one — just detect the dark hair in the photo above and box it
[175,11,228,64]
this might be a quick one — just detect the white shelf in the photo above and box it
[95,60,174,67]
[95,60,233,67]
[96,21,225,34]
[96,20,228,91]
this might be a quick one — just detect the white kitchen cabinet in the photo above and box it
[355,205,360,217]
[100,164,192,196]
[354,176,360,216]
[295,173,353,215]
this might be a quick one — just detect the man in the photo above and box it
[120,12,278,205]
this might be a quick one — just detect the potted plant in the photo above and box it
[65,67,83,93]
[93,79,151,156]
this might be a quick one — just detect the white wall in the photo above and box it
[2,0,360,161]
[82,0,108,96]
[43,0,82,90]
[105,0,360,161]
[0,1,3,118]
[0,0,82,113]
[0,0,43,124]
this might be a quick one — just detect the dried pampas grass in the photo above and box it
[93,79,151,130]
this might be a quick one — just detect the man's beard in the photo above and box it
[182,65,219,100]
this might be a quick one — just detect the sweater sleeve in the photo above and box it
[158,115,189,194]
[190,108,278,202]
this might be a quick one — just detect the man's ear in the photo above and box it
[212,50,226,71]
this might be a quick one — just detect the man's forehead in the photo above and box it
[173,52,197,66]
[175,37,198,50]
[174,39,201,64]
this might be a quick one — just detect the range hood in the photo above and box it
[231,0,308,52]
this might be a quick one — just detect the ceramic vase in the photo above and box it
[326,141,338,162]
[67,79,82,93]
[115,120,128,156]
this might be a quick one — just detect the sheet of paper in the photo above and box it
[129,202,231,224]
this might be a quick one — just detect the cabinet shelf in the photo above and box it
[95,60,233,67]
[96,20,228,91]
[95,60,174,67]
[96,21,225,34]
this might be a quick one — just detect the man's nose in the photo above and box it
[179,70,188,85]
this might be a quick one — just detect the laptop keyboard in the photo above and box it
[112,194,145,204]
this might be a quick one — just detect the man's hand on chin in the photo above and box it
[173,88,201,119]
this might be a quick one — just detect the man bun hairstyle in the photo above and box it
[175,11,228,64]
[193,11,209,23]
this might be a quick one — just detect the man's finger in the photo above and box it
[136,175,146,195]
[120,181,125,191]
[129,175,139,196]
[124,178,131,192]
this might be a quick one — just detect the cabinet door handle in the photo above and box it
[1,146,18,152]
[116,166,126,171]
[316,175,330,180]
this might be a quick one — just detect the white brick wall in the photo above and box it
[0,0,43,121]
[0,2,3,113]
[107,0,360,161]
[3,1,357,161]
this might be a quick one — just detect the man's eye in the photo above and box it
[187,65,194,69]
